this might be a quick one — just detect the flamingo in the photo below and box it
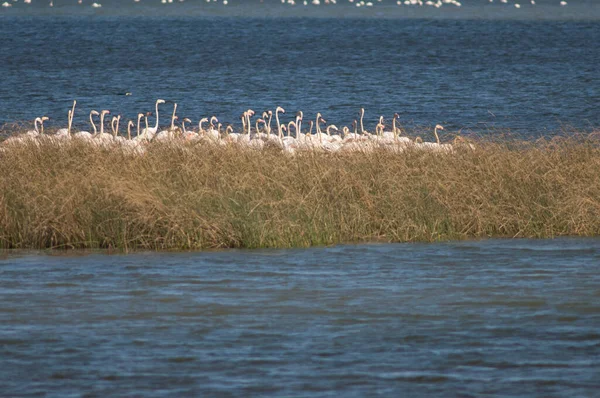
[207,116,220,141]
[136,113,144,139]
[181,118,198,141]
[56,100,76,139]
[39,116,49,135]
[294,111,304,141]
[359,107,366,135]
[95,110,113,144]
[275,106,285,139]
[127,120,134,140]
[111,115,121,138]
[264,110,273,137]
[245,109,255,135]
[156,103,178,141]
[415,125,452,153]
[155,116,178,141]
[24,117,43,138]
[141,99,165,139]
[73,110,97,141]
[344,120,361,140]
[433,124,443,144]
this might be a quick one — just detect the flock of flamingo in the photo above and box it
[0,0,570,9]
[1,100,475,155]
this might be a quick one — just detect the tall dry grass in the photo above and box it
[1,134,600,250]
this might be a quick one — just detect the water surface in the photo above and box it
[1,1,599,134]
[1,239,599,396]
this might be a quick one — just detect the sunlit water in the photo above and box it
[1,0,599,135]
[1,239,599,396]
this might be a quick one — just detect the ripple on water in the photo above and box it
[0,239,599,396]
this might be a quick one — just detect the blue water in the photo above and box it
[2,4,600,396]
[1,239,599,396]
[1,0,599,135]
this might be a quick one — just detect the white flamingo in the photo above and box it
[73,110,97,141]
[95,110,113,144]
[275,106,285,139]
[24,117,43,138]
[141,99,165,140]
[56,100,76,139]
[207,116,220,141]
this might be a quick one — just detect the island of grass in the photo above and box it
[0,132,599,250]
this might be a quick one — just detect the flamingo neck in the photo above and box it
[360,110,365,134]
[137,116,142,137]
[267,113,272,135]
[154,102,160,130]
[170,105,177,130]
[90,114,97,135]
[296,117,302,140]
[276,111,282,138]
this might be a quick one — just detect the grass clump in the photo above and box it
[1,134,600,250]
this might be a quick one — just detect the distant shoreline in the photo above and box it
[2,2,600,21]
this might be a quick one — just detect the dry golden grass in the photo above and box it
[1,133,600,250]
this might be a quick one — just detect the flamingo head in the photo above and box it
[146,111,153,116]
[101,110,110,116]
[91,110,100,116]
[296,110,303,119]
[268,110,273,116]
[435,124,444,130]
[128,121,134,128]
[360,108,365,115]
[137,113,144,119]
[183,118,192,124]
[157,99,166,105]
[262,111,269,119]
[379,116,384,123]
[276,106,285,114]
[41,116,49,122]
[319,117,327,124]
[329,125,338,132]
[246,109,255,117]
[394,113,399,119]
[200,117,209,123]
[210,116,219,125]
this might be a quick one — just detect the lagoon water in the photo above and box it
[1,0,599,135]
[1,239,599,396]
[2,2,600,396]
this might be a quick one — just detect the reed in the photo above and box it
[1,133,600,250]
